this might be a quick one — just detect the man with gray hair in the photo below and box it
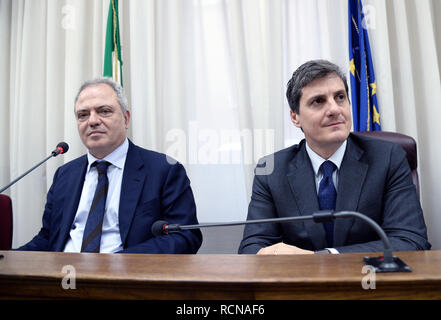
[239,59,430,255]
[19,77,202,253]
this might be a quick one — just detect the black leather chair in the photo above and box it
[353,131,420,198]
[0,194,13,250]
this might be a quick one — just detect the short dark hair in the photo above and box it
[286,60,349,114]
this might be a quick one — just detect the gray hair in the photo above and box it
[286,60,349,114]
[74,77,128,112]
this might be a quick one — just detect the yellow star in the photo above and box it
[373,105,380,125]
[349,59,355,76]
[370,82,377,95]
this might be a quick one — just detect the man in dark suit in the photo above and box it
[19,78,202,253]
[239,60,430,255]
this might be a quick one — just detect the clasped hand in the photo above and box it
[257,242,314,255]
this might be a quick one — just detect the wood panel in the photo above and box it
[1,250,440,299]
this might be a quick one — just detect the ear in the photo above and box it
[124,110,131,129]
[290,110,301,128]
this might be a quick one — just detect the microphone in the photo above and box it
[152,220,171,238]
[151,211,411,273]
[0,142,69,194]
[51,142,69,156]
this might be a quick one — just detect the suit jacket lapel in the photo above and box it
[119,141,146,246]
[55,156,88,251]
[287,142,327,249]
[334,135,368,246]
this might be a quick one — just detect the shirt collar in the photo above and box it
[87,138,129,171]
[305,140,347,177]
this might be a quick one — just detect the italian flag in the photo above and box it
[103,0,123,86]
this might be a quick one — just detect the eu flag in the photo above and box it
[348,0,381,131]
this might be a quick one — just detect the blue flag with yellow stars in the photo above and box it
[348,0,381,131]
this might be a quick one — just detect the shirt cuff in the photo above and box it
[325,248,339,254]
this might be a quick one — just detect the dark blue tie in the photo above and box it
[318,160,337,247]
[81,161,111,253]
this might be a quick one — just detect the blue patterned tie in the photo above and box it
[318,160,337,247]
[81,161,111,253]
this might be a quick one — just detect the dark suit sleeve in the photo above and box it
[118,162,202,254]
[336,144,431,253]
[16,168,60,251]
[238,159,283,254]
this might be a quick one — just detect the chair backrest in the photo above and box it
[0,194,13,250]
[353,131,419,198]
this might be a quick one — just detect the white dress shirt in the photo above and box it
[64,138,129,253]
[305,140,347,254]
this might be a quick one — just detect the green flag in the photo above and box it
[103,0,123,86]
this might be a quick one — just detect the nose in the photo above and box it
[88,111,101,127]
[326,99,342,117]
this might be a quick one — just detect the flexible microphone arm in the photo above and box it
[332,211,393,261]
[161,211,392,252]
[153,210,411,273]
[0,142,69,194]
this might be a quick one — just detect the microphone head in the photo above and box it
[56,142,69,154]
[52,142,69,156]
[151,220,169,237]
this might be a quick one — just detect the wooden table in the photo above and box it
[0,250,440,300]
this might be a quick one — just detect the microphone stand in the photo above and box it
[0,144,67,259]
[0,155,53,194]
[160,211,412,273]
[0,153,55,258]
[0,147,65,194]
[332,211,410,272]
